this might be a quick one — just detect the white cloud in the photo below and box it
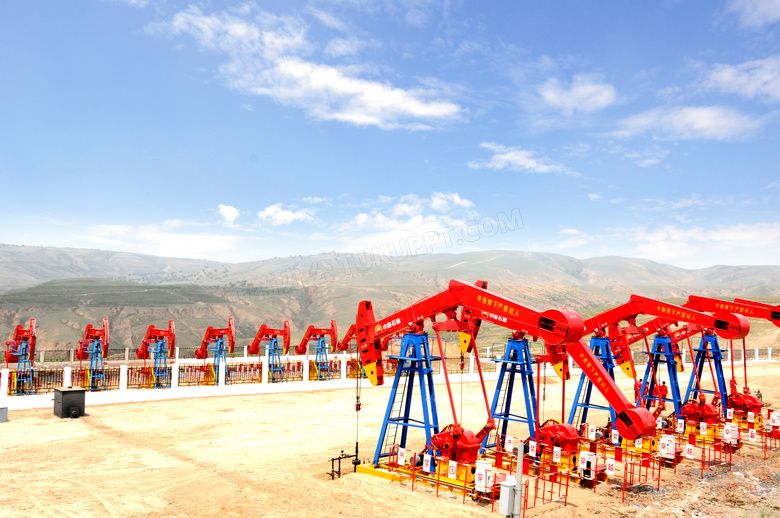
[623,148,669,167]
[537,74,617,115]
[149,6,463,130]
[620,222,780,267]
[108,0,148,7]
[703,55,780,102]
[82,224,243,261]
[217,204,240,227]
[637,196,709,212]
[468,142,577,175]
[430,192,473,212]
[324,37,374,57]
[389,194,424,217]
[307,8,350,32]
[302,196,330,203]
[587,193,601,201]
[327,190,486,255]
[257,204,314,226]
[613,106,761,140]
[532,228,594,252]
[727,0,780,28]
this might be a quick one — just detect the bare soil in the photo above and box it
[1,363,780,517]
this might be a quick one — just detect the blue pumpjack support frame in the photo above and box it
[209,339,230,386]
[684,333,729,415]
[314,337,332,381]
[481,339,537,453]
[152,339,171,389]
[11,340,34,395]
[88,339,107,391]
[639,335,682,418]
[373,333,440,466]
[268,338,284,383]
[568,336,618,429]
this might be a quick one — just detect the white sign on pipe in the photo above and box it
[676,419,685,433]
[727,408,734,420]
[423,454,432,473]
[606,458,615,475]
[397,448,406,466]
[588,424,596,440]
[748,411,755,423]
[749,429,757,442]
[475,465,486,491]
[448,460,458,478]
[634,438,643,448]
[552,446,562,464]
[528,440,537,457]
[505,435,514,453]
[611,429,619,445]
[685,443,695,459]
[700,422,708,436]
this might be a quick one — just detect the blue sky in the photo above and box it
[1,0,779,268]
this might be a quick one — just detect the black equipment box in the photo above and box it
[54,387,85,418]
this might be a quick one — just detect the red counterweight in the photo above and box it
[136,320,176,360]
[75,318,109,360]
[292,320,337,355]
[5,318,36,365]
[195,318,235,359]
[247,321,291,355]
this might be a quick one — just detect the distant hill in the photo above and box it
[0,244,778,353]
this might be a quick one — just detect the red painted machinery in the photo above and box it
[75,318,110,391]
[292,320,337,355]
[75,318,109,361]
[136,320,176,360]
[684,295,777,415]
[334,324,356,353]
[247,321,291,356]
[356,279,657,451]
[4,318,36,365]
[195,318,236,359]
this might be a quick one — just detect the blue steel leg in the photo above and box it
[373,349,408,466]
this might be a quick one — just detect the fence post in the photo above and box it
[218,361,226,387]
[681,350,686,365]
[769,348,773,361]
[244,346,248,358]
[171,363,179,390]
[261,356,268,384]
[119,364,128,390]
[756,348,760,361]
[303,356,310,383]
[469,353,475,374]
[39,350,45,364]
[340,357,348,380]
[0,368,8,399]
[175,347,180,360]
[63,367,72,387]
[69,349,74,362]
[125,348,129,361]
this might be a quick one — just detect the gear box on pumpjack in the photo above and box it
[54,387,85,418]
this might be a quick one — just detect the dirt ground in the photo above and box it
[2,362,780,518]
